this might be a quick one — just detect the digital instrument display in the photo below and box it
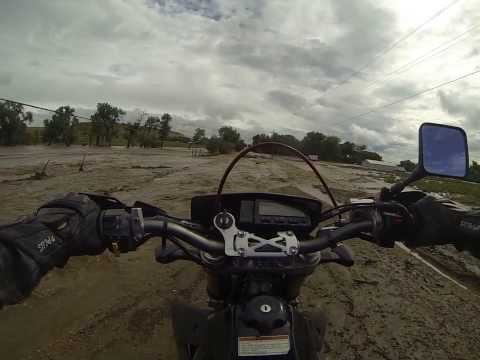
[191,192,322,236]
[258,201,306,218]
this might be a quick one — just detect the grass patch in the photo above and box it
[379,173,480,204]
[383,174,397,184]
[382,174,480,204]
[415,178,480,204]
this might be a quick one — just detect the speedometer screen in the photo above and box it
[258,201,306,217]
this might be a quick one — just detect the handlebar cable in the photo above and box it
[299,220,373,253]
[168,235,203,264]
[319,201,414,226]
[319,203,375,222]
[216,142,338,212]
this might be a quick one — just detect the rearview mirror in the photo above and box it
[389,122,469,197]
[419,123,468,178]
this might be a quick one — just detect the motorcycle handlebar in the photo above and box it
[143,219,225,255]
[298,221,373,253]
[142,218,374,255]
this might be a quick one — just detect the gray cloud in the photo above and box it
[1,0,479,162]
[437,90,480,156]
[0,72,12,86]
[329,0,397,69]
[109,64,138,77]
[373,81,419,100]
[149,0,224,21]
[438,90,480,128]
[217,40,352,92]
[268,90,307,113]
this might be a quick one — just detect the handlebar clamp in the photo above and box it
[213,212,299,257]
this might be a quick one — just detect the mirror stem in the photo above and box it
[390,165,425,195]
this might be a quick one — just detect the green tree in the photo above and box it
[206,126,245,154]
[159,113,172,148]
[300,132,326,156]
[218,126,240,144]
[271,133,301,149]
[139,115,160,147]
[90,103,125,146]
[192,128,206,144]
[300,133,381,163]
[43,106,79,146]
[353,150,382,163]
[466,161,480,183]
[145,116,160,133]
[206,135,221,154]
[219,126,246,151]
[43,117,59,145]
[124,121,141,148]
[0,101,33,145]
[323,136,341,161]
[340,141,355,162]
[252,133,270,145]
[64,117,79,146]
[399,160,416,172]
[251,133,300,155]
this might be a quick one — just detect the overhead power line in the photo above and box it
[364,23,479,89]
[385,25,477,76]
[343,68,480,121]
[334,0,462,88]
[0,98,92,121]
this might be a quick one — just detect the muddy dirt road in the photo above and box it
[0,146,479,360]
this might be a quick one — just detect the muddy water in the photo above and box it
[0,146,479,360]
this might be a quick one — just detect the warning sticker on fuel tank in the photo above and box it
[238,335,290,357]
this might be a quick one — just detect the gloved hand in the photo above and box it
[36,192,105,255]
[407,195,479,256]
[0,193,123,306]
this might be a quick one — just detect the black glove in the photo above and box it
[0,216,67,306]
[0,193,123,306]
[36,193,105,255]
[456,211,480,258]
[408,196,480,258]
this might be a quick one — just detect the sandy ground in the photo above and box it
[0,146,479,360]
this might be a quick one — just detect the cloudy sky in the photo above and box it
[1,0,479,161]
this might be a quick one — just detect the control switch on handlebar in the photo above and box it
[101,208,145,253]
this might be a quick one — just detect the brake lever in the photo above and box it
[357,233,374,241]
[319,244,354,267]
[155,241,189,264]
[331,244,354,266]
[155,239,202,264]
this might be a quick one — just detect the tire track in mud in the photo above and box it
[300,237,480,360]
[26,263,210,360]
